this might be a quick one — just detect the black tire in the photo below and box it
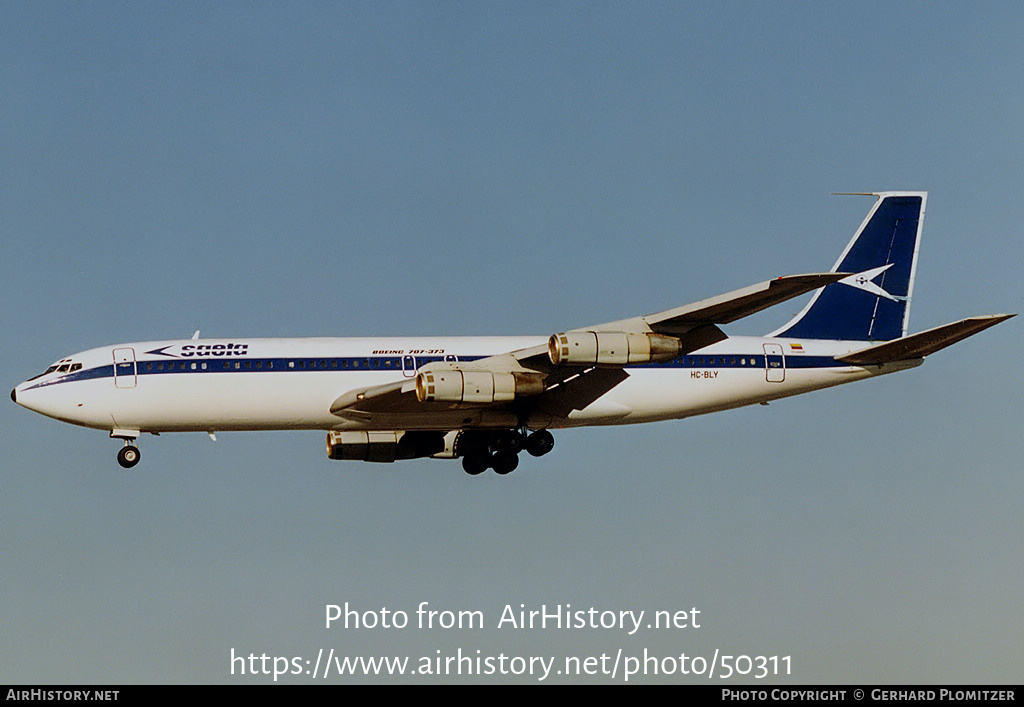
[462,454,489,476]
[117,445,141,469]
[494,429,525,454]
[525,429,555,457]
[455,431,488,458]
[491,451,519,475]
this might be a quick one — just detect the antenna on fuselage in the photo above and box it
[191,330,200,340]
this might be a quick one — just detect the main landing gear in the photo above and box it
[457,429,554,476]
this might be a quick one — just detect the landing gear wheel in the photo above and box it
[494,429,525,454]
[491,451,519,475]
[462,454,489,476]
[525,429,555,457]
[455,431,488,459]
[117,445,141,469]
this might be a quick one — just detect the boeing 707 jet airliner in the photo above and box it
[11,192,1012,474]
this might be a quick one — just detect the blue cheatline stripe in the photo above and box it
[24,353,850,391]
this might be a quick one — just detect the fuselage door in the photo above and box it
[763,343,785,383]
[113,348,137,388]
[402,355,416,378]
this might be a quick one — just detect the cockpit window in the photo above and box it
[26,362,80,381]
[26,365,59,381]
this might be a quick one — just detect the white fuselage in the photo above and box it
[12,335,919,436]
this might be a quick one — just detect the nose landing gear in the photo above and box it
[116,443,141,469]
[111,430,142,469]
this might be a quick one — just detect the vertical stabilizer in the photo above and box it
[771,192,926,341]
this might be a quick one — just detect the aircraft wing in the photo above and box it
[835,314,1015,365]
[330,272,845,419]
[589,272,849,336]
[506,272,847,370]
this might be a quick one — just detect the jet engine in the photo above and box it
[326,430,445,462]
[415,369,544,404]
[547,331,682,366]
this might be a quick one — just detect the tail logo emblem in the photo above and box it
[838,264,904,302]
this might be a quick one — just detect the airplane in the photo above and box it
[11,191,1013,475]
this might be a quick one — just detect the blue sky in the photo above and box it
[2,2,1021,683]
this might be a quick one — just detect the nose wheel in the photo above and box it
[117,443,141,469]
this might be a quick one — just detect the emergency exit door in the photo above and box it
[763,343,785,383]
[113,348,137,388]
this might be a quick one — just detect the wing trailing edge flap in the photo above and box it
[835,314,1015,365]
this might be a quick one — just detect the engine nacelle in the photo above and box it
[548,331,682,366]
[415,369,544,403]
[326,430,445,463]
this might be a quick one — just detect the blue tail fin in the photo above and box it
[772,192,926,341]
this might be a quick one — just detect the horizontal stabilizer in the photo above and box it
[835,314,1014,365]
